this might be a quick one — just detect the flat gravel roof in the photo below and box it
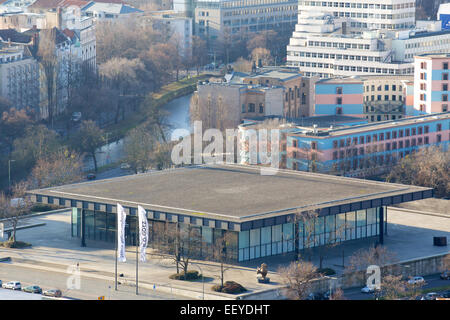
[29,164,432,223]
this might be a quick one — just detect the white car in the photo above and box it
[120,163,131,170]
[361,286,376,293]
[2,281,21,290]
[408,276,425,285]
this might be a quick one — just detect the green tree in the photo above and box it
[123,126,155,174]
[71,120,105,172]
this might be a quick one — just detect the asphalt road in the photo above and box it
[343,273,450,300]
[0,263,190,300]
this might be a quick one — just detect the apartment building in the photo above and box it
[414,53,450,115]
[286,1,450,78]
[0,43,40,113]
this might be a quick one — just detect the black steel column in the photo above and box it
[379,207,384,245]
[80,209,86,247]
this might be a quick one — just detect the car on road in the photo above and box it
[408,276,425,285]
[87,173,96,180]
[0,280,2,286]
[361,285,378,293]
[43,289,62,297]
[440,271,450,280]
[120,163,131,170]
[440,290,450,298]
[23,285,42,294]
[2,281,21,290]
[421,292,440,300]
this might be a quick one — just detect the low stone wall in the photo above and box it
[310,252,450,292]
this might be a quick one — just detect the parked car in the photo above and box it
[43,289,62,297]
[440,290,450,298]
[23,285,42,294]
[2,281,21,290]
[421,292,440,300]
[440,271,450,280]
[87,173,96,180]
[0,280,2,286]
[71,112,82,122]
[408,276,425,285]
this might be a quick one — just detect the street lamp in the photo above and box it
[8,160,15,191]
[192,263,205,300]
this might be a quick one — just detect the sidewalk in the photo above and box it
[0,209,286,300]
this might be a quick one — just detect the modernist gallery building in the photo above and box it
[29,164,433,262]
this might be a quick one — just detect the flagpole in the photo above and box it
[136,215,139,295]
[115,211,118,291]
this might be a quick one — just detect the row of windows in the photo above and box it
[365,84,402,92]
[242,103,264,113]
[299,1,414,11]
[331,135,447,160]
[307,41,371,50]
[333,125,443,147]
[223,5,296,16]
[330,11,414,21]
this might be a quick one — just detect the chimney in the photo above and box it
[57,7,62,29]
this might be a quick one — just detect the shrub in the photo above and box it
[0,240,32,248]
[169,270,201,281]
[211,281,247,294]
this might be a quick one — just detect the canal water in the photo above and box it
[85,93,192,171]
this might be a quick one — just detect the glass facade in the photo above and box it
[72,206,387,263]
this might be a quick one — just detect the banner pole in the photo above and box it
[136,215,139,295]
[115,211,118,291]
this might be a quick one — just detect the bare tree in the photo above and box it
[208,232,236,289]
[278,259,320,300]
[37,28,58,128]
[158,222,203,276]
[0,182,32,245]
[29,149,83,188]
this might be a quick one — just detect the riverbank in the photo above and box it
[103,74,217,143]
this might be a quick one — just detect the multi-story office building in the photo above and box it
[194,0,298,46]
[414,53,450,115]
[289,112,450,177]
[286,1,450,78]
[239,112,450,177]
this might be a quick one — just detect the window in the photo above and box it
[437,123,442,132]
[443,73,449,81]
[336,87,343,94]
[442,94,448,102]
[259,103,264,113]
[337,97,343,105]
[443,104,448,112]
[241,104,246,113]
[424,126,429,134]
[443,84,448,91]
[444,62,449,70]
[437,134,442,143]
[248,103,255,113]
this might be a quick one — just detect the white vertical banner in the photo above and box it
[138,206,148,262]
[117,203,126,262]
